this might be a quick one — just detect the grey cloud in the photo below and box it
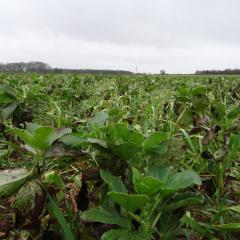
[0,0,240,72]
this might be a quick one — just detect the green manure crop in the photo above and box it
[1,73,240,239]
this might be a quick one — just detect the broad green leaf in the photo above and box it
[108,191,150,212]
[49,128,72,146]
[0,168,28,197]
[167,170,201,191]
[101,229,152,240]
[176,87,191,102]
[0,84,16,97]
[60,134,87,147]
[100,170,127,193]
[163,193,204,211]
[109,143,141,162]
[0,94,15,105]
[47,196,75,240]
[87,137,107,148]
[2,101,18,120]
[105,124,144,146]
[132,168,164,196]
[147,166,172,183]
[191,86,207,96]
[90,112,109,128]
[61,134,108,148]
[81,207,131,229]
[13,127,53,150]
[12,128,32,146]
[12,126,71,151]
[178,108,193,127]
[143,132,166,153]
[101,124,144,161]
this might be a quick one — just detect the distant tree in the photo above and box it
[0,61,51,73]
[26,61,51,72]
[195,69,240,75]
[0,62,133,75]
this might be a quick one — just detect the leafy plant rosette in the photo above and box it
[0,124,75,239]
[81,166,203,239]
[61,121,168,172]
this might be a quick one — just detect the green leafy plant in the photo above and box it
[62,122,168,172]
[2,73,240,239]
[81,166,202,239]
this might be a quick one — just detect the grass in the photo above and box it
[1,73,240,239]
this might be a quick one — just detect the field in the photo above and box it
[1,73,240,239]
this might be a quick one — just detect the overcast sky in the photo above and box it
[0,0,240,73]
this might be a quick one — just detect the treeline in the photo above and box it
[51,68,133,75]
[195,69,240,75]
[0,62,51,73]
[0,61,132,75]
